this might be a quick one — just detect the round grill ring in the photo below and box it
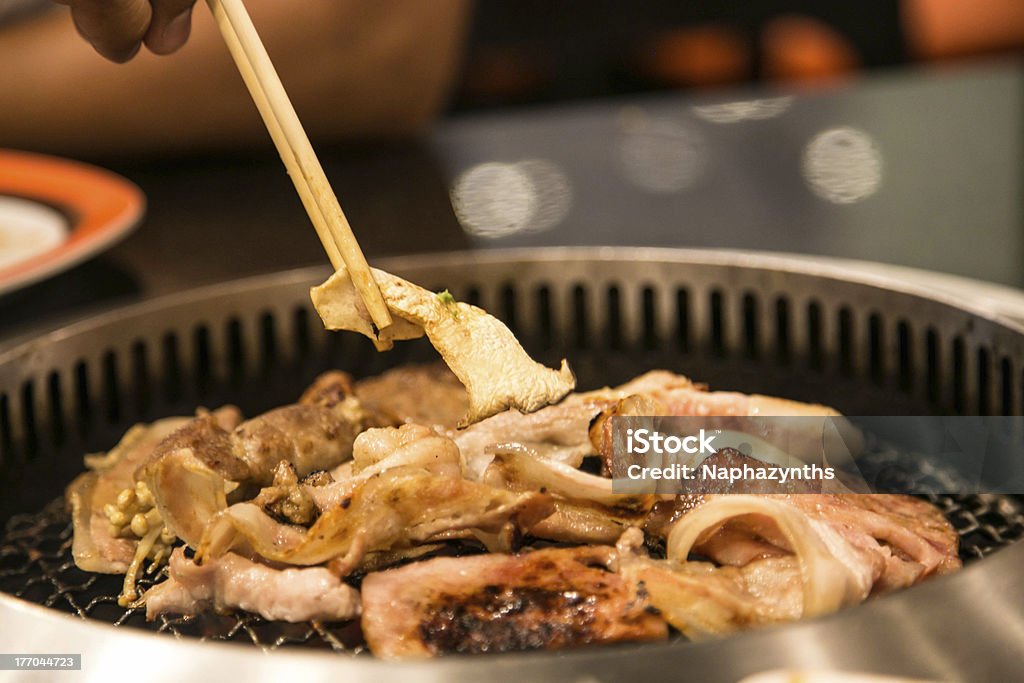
[2,248,1024,681]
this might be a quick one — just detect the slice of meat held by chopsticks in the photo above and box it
[312,267,576,426]
[204,0,390,329]
[204,0,573,424]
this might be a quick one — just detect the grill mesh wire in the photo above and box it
[1,494,1023,652]
[3,258,1024,653]
[0,499,366,653]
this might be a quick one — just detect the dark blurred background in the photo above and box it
[453,0,1019,108]
[0,0,1022,341]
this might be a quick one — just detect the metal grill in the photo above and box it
[1,493,1022,651]
[0,499,364,652]
[2,249,1024,675]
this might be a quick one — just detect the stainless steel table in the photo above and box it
[1,58,1021,342]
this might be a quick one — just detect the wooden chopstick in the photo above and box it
[205,1,341,269]
[205,0,393,332]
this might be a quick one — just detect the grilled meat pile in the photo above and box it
[65,365,960,658]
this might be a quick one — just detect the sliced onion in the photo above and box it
[143,449,228,548]
[484,446,652,511]
[666,495,870,616]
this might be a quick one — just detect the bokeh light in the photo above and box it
[450,159,572,238]
[618,108,707,194]
[691,96,794,124]
[802,126,883,204]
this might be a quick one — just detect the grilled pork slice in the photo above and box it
[452,397,608,480]
[145,547,359,622]
[312,267,576,425]
[455,370,839,482]
[628,492,961,640]
[198,466,554,575]
[353,364,469,429]
[451,372,677,481]
[590,371,842,476]
[361,545,667,658]
[484,447,656,544]
[449,373,685,480]
[643,492,961,639]
[786,494,961,586]
[678,494,961,587]
[666,497,876,632]
[141,370,369,488]
[616,529,806,638]
[67,416,193,573]
[606,370,839,417]
[139,372,375,546]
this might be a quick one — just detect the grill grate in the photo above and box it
[4,253,1024,660]
[0,498,367,653]
[1,493,1022,652]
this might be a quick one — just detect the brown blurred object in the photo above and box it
[458,45,553,105]
[761,15,859,84]
[0,0,471,157]
[457,1,1024,111]
[639,24,750,88]
[904,0,1024,60]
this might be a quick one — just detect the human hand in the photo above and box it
[53,0,197,62]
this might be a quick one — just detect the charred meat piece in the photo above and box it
[360,545,667,658]
[680,448,823,494]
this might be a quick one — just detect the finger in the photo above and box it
[66,0,153,62]
[144,0,197,56]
